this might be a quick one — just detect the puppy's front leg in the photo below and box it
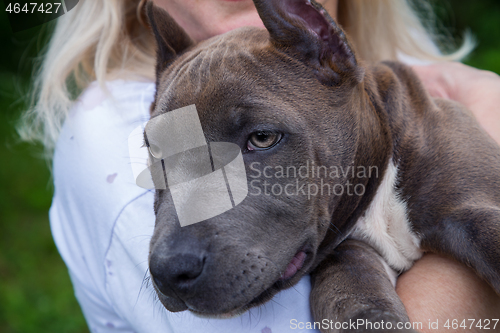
[310,239,417,333]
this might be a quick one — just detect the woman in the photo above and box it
[20,0,500,332]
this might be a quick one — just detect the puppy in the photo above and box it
[144,1,500,331]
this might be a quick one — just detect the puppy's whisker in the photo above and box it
[268,293,287,310]
[129,234,152,242]
[134,259,149,270]
[135,268,152,309]
[329,222,343,237]
[291,284,305,299]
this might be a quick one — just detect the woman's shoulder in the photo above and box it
[49,79,157,316]
[51,78,156,248]
[54,78,154,181]
[75,79,155,113]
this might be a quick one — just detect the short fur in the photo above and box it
[145,1,500,332]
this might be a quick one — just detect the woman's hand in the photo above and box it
[412,62,500,144]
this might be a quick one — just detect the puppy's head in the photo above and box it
[146,0,367,317]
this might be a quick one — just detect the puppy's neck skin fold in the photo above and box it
[314,67,392,262]
[314,60,428,264]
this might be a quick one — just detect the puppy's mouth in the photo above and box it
[243,245,313,309]
[279,250,307,281]
[188,246,312,318]
[154,245,313,317]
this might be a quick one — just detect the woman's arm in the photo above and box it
[397,254,500,333]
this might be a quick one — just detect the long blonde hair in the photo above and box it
[19,0,474,157]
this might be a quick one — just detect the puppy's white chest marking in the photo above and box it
[351,159,423,274]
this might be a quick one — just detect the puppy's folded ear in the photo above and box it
[146,1,194,77]
[253,0,363,86]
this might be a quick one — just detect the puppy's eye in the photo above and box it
[148,143,163,159]
[248,131,282,151]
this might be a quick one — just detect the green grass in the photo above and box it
[0,17,88,333]
[0,1,498,332]
[0,72,88,333]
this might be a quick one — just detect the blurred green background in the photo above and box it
[0,14,88,333]
[0,1,499,332]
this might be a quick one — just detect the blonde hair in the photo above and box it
[337,0,473,63]
[19,0,474,157]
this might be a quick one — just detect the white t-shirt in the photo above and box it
[50,80,319,333]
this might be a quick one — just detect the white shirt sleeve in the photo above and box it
[50,80,319,333]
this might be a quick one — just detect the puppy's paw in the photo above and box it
[339,309,418,333]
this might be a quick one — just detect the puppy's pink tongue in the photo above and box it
[280,251,306,281]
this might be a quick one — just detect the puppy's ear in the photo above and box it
[253,0,363,86]
[146,1,194,77]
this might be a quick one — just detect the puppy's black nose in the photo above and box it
[150,252,205,296]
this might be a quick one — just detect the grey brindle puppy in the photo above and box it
[145,0,500,332]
